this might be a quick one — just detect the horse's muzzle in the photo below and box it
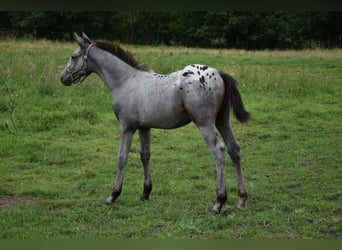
[60,72,73,86]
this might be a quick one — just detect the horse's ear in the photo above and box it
[74,32,91,49]
[82,32,93,44]
[74,32,84,46]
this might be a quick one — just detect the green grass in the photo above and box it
[0,40,341,239]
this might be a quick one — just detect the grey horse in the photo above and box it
[60,32,250,214]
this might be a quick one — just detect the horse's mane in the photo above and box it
[95,40,150,72]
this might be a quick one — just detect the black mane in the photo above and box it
[94,40,150,72]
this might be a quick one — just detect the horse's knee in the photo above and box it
[118,156,128,168]
[140,152,150,165]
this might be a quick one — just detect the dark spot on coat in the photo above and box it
[197,71,200,75]
[182,71,194,77]
[199,75,206,84]
[199,75,207,90]
[202,65,208,70]
[179,87,183,91]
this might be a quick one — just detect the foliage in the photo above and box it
[0,11,341,49]
[0,40,341,239]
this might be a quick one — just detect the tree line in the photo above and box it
[0,11,341,49]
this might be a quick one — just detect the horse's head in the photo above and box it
[60,32,95,86]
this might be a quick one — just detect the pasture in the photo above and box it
[0,40,341,239]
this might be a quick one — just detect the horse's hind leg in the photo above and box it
[139,128,152,200]
[197,123,227,214]
[216,121,247,210]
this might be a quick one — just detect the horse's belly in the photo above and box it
[139,105,191,129]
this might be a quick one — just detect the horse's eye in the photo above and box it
[71,55,77,60]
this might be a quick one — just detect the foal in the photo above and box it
[60,33,250,214]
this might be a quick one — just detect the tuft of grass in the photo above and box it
[0,40,341,239]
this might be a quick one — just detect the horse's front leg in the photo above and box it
[139,128,152,200]
[105,125,135,204]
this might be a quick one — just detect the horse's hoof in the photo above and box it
[104,196,114,205]
[140,196,149,201]
[237,200,247,211]
[211,209,220,215]
[211,205,221,215]
[211,202,224,215]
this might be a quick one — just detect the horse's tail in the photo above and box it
[219,71,250,123]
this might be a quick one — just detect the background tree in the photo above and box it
[0,11,341,49]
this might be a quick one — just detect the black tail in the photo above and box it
[219,71,250,123]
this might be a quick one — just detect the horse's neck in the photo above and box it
[89,48,137,92]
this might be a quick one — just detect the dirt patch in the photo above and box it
[0,196,38,208]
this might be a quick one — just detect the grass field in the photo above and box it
[0,40,341,239]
